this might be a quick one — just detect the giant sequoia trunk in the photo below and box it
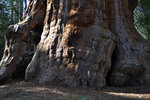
[0,0,150,89]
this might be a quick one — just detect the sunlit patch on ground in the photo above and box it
[0,81,150,100]
[104,92,150,99]
[0,85,8,88]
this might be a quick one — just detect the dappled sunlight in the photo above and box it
[0,81,150,100]
[0,85,8,88]
[23,87,71,97]
[104,91,150,99]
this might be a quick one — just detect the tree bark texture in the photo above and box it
[0,0,150,89]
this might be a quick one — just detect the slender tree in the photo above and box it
[10,0,14,24]
[20,0,23,20]
[24,0,27,10]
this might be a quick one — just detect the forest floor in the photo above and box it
[0,81,150,100]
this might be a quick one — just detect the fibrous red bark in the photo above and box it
[0,0,46,83]
[0,0,150,89]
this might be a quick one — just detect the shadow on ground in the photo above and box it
[0,81,150,100]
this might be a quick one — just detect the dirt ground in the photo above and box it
[0,81,150,100]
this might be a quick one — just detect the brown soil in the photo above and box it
[0,81,150,100]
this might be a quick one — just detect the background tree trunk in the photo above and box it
[24,0,27,10]
[10,0,14,24]
[19,0,23,20]
[0,0,150,89]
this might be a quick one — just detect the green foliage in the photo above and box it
[134,0,150,39]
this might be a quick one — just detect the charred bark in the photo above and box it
[0,0,150,89]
